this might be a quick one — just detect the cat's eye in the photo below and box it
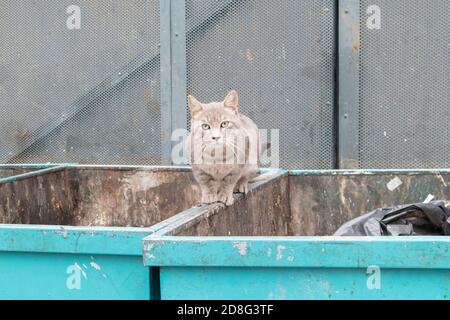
[202,123,211,130]
[220,121,229,128]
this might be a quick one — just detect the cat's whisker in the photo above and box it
[185,90,260,206]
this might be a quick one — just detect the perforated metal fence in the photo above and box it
[0,0,161,164]
[357,0,450,168]
[185,0,336,169]
[1,0,450,170]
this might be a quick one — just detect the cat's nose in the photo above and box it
[212,136,221,141]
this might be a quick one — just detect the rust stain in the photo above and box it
[351,23,360,52]
[274,194,282,207]
[0,168,201,228]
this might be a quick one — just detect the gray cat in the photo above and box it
[185,90,261,206]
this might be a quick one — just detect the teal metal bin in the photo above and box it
[143,170,450,300]
[0,164,202,300]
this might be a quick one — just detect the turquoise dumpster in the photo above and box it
[143,169,450,300]
[0,164,203,300]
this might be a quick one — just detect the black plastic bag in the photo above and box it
[334,200,450,236]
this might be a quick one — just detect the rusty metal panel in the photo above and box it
[289,170,450,235]
[143,170,450,300]
[175,172,291,237]
[158,170,450,237]
[0,165,207,300]
[0,166,200,227]
[144,237,450,299]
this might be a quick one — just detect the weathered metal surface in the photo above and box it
[1,1,162,165]
[145,236,450,299]
[0,165,68,184]
[185,0,336,169]
[158,265,450,300]
[0,226,155,299]
[143,170,450,300]
[144,236,450,268]
[0,166,201,227]
[167,170,450,237]
[174,172,291,237]
[0,252,150,299]
[289,170,450,236]
[0,165,202,299]
[0,225,154,255]
[357,0,450,169]
[338,0,361,169]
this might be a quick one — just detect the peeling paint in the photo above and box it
[233,242,248,256]
[276,245,286,261]
[58,227,68,239]
[90,262,101,271]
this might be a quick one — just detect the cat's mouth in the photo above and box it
[200,143,238,164]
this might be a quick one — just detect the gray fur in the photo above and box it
[185,90,260,206]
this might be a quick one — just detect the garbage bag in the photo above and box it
[334,200,450,236]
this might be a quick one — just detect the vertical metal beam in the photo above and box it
[160,0,172,165]
[170,0,188,163]
[338,0,361,169]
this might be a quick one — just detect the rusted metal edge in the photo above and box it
[0,164,282,173]
[0,164,192,172]
[0,165,69,184]
[0,163,77,169]
[0,224,157,256]
[289,168,450,176]
[142,235,450,268]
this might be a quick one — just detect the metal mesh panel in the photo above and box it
[0,1,161,164]
[185,0,336,169]
[359,0,450,168]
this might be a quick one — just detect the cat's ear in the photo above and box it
[223,90,239,113]
[188,95,203,118]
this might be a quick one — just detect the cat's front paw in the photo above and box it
[202,193,218,204]
[218,192,234,206]
[237,182,249,195]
